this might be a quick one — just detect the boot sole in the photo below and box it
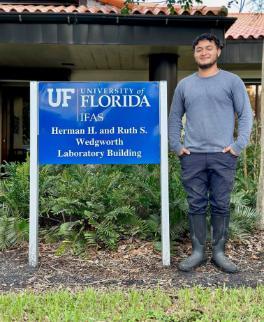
[210,259,239,274]
[178,258,208,272]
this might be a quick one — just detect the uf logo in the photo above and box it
[47,88,75,107]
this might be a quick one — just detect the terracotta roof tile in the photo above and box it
[127,4,223,16]
[0,3,263,39]
[0,3,119,14]
[0,3,222,16]
[226,13,264,39]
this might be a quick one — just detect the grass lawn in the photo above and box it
[0,286,263,321]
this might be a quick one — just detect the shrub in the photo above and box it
[229,121,261,238]
[0,121,260,250]
[0,157,185,250]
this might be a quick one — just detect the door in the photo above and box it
[1,85,30,163]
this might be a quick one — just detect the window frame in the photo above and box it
[243,79,262,120]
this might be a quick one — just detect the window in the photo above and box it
[245,82,262,120]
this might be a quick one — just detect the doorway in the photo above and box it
[1,84,30,163]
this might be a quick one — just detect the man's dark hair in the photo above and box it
[192,33,223,50]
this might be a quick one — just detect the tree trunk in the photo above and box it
[256,40,264,230]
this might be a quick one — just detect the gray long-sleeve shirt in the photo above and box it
[168,70,253,155]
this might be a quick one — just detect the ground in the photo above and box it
[0,231,263,293]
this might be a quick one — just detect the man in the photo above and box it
[168,33,253,273]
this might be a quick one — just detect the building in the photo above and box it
[0,0,263,162]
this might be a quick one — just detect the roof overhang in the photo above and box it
[0,13,236,45]
[0,11,243,75]
[0,12,235,26]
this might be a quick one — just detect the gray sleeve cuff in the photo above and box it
[175,144,184,156]
[230,143,242,155]
[169,143,184,156]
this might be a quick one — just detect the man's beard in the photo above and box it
[197,58,218,70]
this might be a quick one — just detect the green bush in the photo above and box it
[0,121,260,250]
[229,121,260,239]
[0,157,186,250]
[234,121,260,207]
[0,161,30,249]
[0,161,29,217]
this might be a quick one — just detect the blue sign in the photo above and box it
[39,82,160,164]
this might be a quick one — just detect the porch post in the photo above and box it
[149,54,178,111]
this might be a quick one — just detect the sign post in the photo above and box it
[159,81,170,266]
[29,81,39,267]
[29,81,170,267]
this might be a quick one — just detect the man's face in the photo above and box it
[193,39,221,70]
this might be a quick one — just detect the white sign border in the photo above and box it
[29,81,170,267]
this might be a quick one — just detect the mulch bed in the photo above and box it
[0,231,263,293]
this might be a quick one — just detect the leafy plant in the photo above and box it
[168,153,189,240]
[234,120,260,208]
[0,120,260,251]
[0,211,28,250]
[0,160,29,218]
[229,191,260,239]
[35,163,163,251]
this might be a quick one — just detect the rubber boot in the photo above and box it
[178,214,207,272]
[211,216,239,273]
